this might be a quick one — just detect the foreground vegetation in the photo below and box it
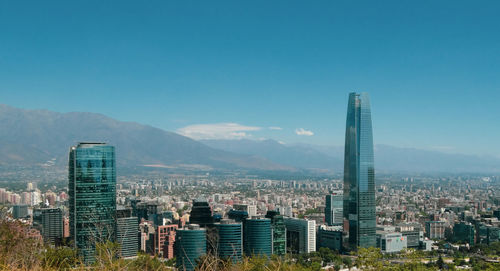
[1,218,499,270]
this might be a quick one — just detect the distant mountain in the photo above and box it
[1,104,498,174]
[373,144,500,173]
[296,143,500,173]
[0,104,292,172]
[201,139,342,173]
[203,140,500,173]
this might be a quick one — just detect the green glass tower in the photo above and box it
[243,218,272,257]
[265,210,286,256]
[343,92,376,249]
[215,219,242,262]
[69,143,116,263]
[175,224,207,271]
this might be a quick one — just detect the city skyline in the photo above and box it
[1,1,500,157]
[0,1,499,270]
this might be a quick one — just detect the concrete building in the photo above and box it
[425,221,446,240]
[157,224,177,259]
[396,223,423,249]
[376,231,407,253]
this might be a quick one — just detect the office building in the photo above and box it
[425,221,446,240]
[12,204,28,219]
[190,199,214,227]
[486,226,500,245]
[376,231,407,253]
[69,143,116,263]
[215,219,242,262]
[343,92,377,249]
[325,191,343,226]
[175,224,206,271]
[317,225,343,252]
[139,221,155,254]
[228,209,248,222]
[396,223,423,249]
[116,206,138,258]
[284,217,316,254]
[135,202,158,224]
[157,224,177,259]
[265,210,286,255]
[453,222,475,245]
[243,218,272,257]
[234,204,257,217]
[33,208,63,245]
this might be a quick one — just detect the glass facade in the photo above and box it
[190,200,214,227]
[215,220,243,262]
[343,92,376,249]
[175,225,207,271]
[265,210,286,256]
[69,143,116,263]
[325,192,343,226]
[243,218,272,257]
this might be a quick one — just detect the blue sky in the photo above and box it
[1,1,499,157]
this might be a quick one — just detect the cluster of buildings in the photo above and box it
[3,92,500,270]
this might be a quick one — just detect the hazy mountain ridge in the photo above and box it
[201,139,342,173]
[202,140,500,173]
[0,104,498,174]
[0,104,291,172]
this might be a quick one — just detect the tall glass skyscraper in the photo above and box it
[343,92,376,249]
[69,143,116,263]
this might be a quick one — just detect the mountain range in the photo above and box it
[0,104,291,172]
[1,104,499,174]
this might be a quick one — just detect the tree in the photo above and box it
[436,255,445,269]
[354,247,383,270]
[41,246,81,269]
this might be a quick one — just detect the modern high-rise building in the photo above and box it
[317,225,343,252]
[325,191,343,226]
[343,92,377,249]
[243,218,272,257]
[116,206,139,258]
[175,224,207,271]
[265,210,286,256]
[69,143,117,263]
[190,199,214,227]
[284,217,316,254]
[214,219,243,262]
[33,208,63,245]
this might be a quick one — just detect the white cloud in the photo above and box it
[268,126,283,130]
[177,123,261,140]
[295,128,314,136]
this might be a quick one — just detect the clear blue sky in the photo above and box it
[1,1,499,157]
